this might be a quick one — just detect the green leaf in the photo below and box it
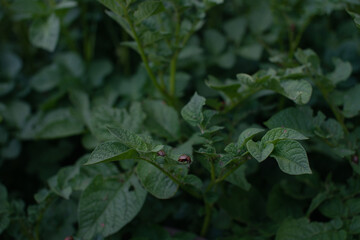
[0,50,22,79]
[237,44,263,61]
[133,1,165,24]
[236,73,255,85]
[346,198,360,216]
[91,103,145,141]
[327,58,352,85]
[237,128,264,148]
[349,216,360,234]
[307,192,329,216]
[27,108,84,139]
[204,29,226,55]
[319,198,345,219]
[224,17,246,45]
[276,218,347,240]
[246,140,274,162]
[295,49,321,74]
[4,100,30,128]
[85,141,139,165]
[136,161,178,199]
[69,89,91,129]
[55,52,84,77]
[78,175,146,240]
[264,107,316,137]
[107,127,150,152]
[181,92,206,127]
[98,0,124,16]
[206,76,241,100]
[225,164,251,191]
[262,127,308,143]
[343,84,360,118]
[279,80,312,105]
[347,8,360,29]
[31,63,61,92]
[143,100,180,141]
[29,14,60,52]
[271,140,312,175]
[88,59,113,87]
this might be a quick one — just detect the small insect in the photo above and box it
[64,237,74,240]
[157,150,166,157]
[178,154,191,164]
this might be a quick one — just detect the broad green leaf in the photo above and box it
[264,107,316,137]
[237,128,264,148]
[48,164,82,199]
[106,11,134,38]
[55,52,84,77]
[33,108,84,139]
[136,161,178,199]
[181,92,206,127]
[216,50,236,69]
[225,164,251,191]
[237,44,263,61]
[236,73,255,85]
[88,59,113,87]
[1,139,21,159]
[69,90,91,128]
[327,58,352,85]
[107,127,149,152]
[248,0,272,33]
[10,0,46,17]
[315,119,344,141]
[276,218,346,240]
[78,175,146,240]
[85,141,138,165]
[143,100,180,141]
[295,49,321,74]
[183,174,203,192]
[346,198,360,216]
[224,17,246,45]
[204,29,226,55]
[29,14,60,52]
[98,0,124,16]
[271,140,311,175]
[91,103,145,141]
[349,216,360,234]
[319,198,345,219]
[343,84,360,118]
[48,175,72,200]
[206,76,241,99]
[4,100,30,128]
[0,50,22,79]
[31,63,61,92]
[133,1,165,24]
[55,1,77,10]
[262,127,308,143]
[280,80,312,105]
[307,192,328,216]
[246,140,274,162]
[347,10,360,29]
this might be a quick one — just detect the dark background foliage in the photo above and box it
[1,0,360,239]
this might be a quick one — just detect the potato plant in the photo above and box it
[1,0,360,239]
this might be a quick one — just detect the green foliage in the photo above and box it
[1,0,360,239]
[78,174,146,239]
